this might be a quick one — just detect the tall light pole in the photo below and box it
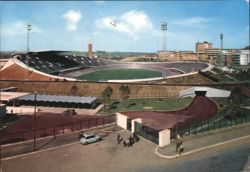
[220,33,223,50]
[27,23,32,52]
[161,22,167,52]
[33,91,37,151]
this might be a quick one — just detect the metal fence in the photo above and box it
[0,115,116,145]
[39,91,178,99]
[135,122,159,144]
[170,112,250,140]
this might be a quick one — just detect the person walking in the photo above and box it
[133,133,140,142]
[117,133,121,144]
[129,135,134,146]
[123,140,127,147]
[176,134,181,152]
[78,131,84,139]
[179,143,184,156]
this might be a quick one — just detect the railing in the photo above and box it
[170,107,250,140]
[135,122,159,144]
[0,115,116,145]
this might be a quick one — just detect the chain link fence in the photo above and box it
[170,105,250,139]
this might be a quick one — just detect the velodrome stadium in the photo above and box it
[1,49,249,149]
[1,1,250,171]
[1,51,210,82]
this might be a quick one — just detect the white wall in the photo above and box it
[159,129,171,147]
[131,118,143,133]
[116,113,128,130]
[179,86,231,98]
[108,77,163,83]
[166,72,198,79]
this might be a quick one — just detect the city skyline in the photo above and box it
[1,0,249,52]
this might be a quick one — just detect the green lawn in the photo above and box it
[76,69,162,81]
[99,98,193,114]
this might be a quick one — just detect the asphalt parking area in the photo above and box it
[2,130,162,172]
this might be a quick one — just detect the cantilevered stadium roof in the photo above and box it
[1,92,31,102]
[18,94,97,104]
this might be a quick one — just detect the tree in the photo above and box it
[102,86,113,99]
[119,85,130,100]
[102,86,113,110]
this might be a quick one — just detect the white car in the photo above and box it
[80,134,102,145]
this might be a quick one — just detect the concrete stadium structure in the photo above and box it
[0,51,210,82]
[0,51,245,99]
[179,87,231,98]
[1,50,249,147]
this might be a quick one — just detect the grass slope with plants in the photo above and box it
[99,98,193,114]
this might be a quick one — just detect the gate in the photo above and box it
[135,121,159,144]
[127,118,132,131]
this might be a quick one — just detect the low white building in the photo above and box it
[240,49,250,66]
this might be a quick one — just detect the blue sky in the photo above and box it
[1,0,249,52]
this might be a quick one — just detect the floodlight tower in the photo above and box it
[220,33,223,50]
[161,22,167,51]
[27,23,32,52]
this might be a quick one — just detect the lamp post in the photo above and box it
[33,91,37,151]
[161,22,167,52]
[27,23,32,52]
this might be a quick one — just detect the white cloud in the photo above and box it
[2,21,43,36]
[246,0,249,3]
[121,10,153,31]
[62,10,82,31]
[172,17,213,28]
[95,10,153,40]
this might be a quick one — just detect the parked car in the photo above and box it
[80,134,102,145]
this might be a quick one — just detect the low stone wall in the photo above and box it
[0,81,191,98]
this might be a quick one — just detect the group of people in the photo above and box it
[176,134,184,156]
[117,132,140,147]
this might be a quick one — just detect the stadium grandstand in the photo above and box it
[0,51,211,82]
[14,51,107,75]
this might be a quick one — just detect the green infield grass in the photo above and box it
[76,69,162,81]
[99,98,193,114]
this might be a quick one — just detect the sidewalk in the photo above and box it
[156,124,250,159]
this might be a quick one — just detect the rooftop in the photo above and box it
[0,92,31,102]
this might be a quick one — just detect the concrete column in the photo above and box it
[116,113,128,130]
[159,129,171,147]
[131,118,143,133]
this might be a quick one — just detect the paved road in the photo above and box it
[2,127,250,172]
[158,124,250,157]
[140,138,250,172]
